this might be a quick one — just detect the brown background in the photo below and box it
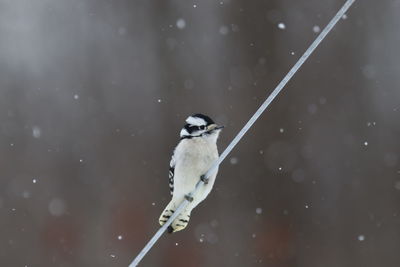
[1,0,399,266]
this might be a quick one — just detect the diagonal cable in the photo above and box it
[129,1,355,266]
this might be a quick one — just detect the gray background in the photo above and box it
[1,0,399,266]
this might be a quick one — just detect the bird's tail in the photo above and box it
[159,200,191,233]
[158,201,175,226]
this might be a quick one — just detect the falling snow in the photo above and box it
[32,126,41,138]
[312,25,321,33]
[277,22,286,29]
[48,198,66,216]
[230,157,239,165]
[176,18,186,29]
[219,25,229,35]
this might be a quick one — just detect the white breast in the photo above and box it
[172,137,219,199]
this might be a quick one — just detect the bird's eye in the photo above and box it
[199,125,205,130]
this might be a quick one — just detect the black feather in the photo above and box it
[168,155,175,195]
[191,114,215,125]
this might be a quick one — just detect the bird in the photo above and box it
[159,114,223,233]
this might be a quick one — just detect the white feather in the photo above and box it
[186,116,206,126]
[180,128,189,137]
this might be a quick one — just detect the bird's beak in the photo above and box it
[207,124,224,131]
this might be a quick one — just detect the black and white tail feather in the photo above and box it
[168,156,175,195]
[159,114,223,233]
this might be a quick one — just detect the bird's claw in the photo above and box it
[185,194,194,202]
[200,175,209,185]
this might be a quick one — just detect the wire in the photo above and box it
[129,0,355,266]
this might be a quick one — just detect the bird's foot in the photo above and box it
[184,194,194,202]
[167,225,175,234]
[200,175,209,185]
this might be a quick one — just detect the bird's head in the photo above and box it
[180,114,223,141]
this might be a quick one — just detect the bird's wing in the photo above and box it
[168,154,176,195]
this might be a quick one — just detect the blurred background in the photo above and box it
[1,0,399,266]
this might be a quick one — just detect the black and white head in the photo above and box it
[180,114,223,141]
